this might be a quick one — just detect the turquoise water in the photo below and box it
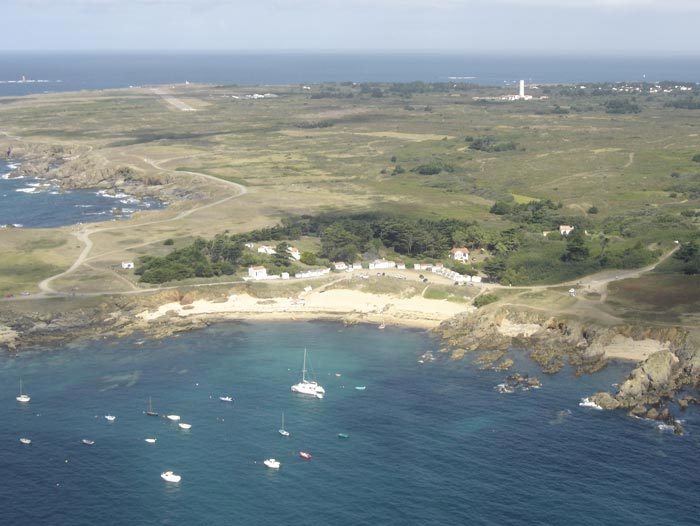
[0,160,164,228]
[3,321,700,525]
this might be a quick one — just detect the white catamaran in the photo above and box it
[291,349,325,399]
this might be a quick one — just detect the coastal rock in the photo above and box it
[590,392,620,410]
[617,368,650,403]
[641,350,679,389]
[0,325,19,351]
[645,407,659,421]
[494,358,514,371]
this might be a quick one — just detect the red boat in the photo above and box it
[299,451,312,460]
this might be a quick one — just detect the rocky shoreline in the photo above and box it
[3,142,180,203]
[435,305,700,433]
[2,289,700,432]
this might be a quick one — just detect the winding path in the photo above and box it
[36,157,246,295]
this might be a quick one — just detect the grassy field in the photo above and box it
[1,81,700,296]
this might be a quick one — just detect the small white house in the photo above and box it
[559,225,575,236]
[449,248,470,262]
[396,262,406,270]
[431,263,444,272]
[471,276,482,283]
[369,259,396,270]
[121,261,134,269]
[414,263,433,271]
[287,246,301,260]
[352,262,363,270]
[281,272,290,280]
[257,245,276,255]
[334,262,348,271]
[248,266,268,280]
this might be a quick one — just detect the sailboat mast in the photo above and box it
[302,349,308,382]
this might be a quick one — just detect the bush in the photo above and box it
[163,238,174,245]
[473,294,499,308]
[692,154,700,163]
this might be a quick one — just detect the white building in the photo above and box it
[369,259,396,270]
[287,246,301,260]
[449,248,470,262]
[559,225,575,236]
[248,266,268,280]
[396,262,406,270]
[352,262,363,270]
[121,261,134,269]
[257,245,276,255]
[414,263,433,271]
[333,262,348,271]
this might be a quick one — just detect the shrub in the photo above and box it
[473,294,499,308]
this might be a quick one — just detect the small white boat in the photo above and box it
[355,386,366,391]
[105,415,116,422]
[19,437,32,445]
[219,396,233,402]
[166,414,181,421]
[161,471,181,483]
[16,379,31,403]
[279,412,290,437]
[82,439,95,446]
[145,437,157,444]
[263,458,281,469]
[178,423,192,430]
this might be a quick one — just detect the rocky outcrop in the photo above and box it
[4,141,186,202]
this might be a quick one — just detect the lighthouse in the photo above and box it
[519,80,525,98]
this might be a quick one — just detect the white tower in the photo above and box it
[519,80,525,98]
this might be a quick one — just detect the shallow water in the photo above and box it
[3,321,699,525]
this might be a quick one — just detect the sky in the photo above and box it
[3,0,700,53]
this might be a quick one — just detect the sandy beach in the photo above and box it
[138,289,470,329]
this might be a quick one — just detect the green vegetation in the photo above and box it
[3,79,700,294]
[473,293,500,308]
[604,99,641,114]
[467,136,519,152]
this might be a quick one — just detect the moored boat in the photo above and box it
[19,437,32,445]
[166,414,181,421]
[263,458,281,469]
[144,438,157,444]
[338,433,349,439]
[161,471,181,482]
[105,415,116,422]
[291,349,325,399]
[144,397,159,417]
[219,396,233,402]
[178,422,192,430]
[16,379,30,403]
[299,451,312,460]
[82,439,95,445]
[279,412,290,437]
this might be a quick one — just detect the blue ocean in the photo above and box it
[1,52,699,96]
[0,160,163,228]
[3,321,699,525]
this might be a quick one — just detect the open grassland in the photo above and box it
[1,82,700,296]
[0,229,79,295]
